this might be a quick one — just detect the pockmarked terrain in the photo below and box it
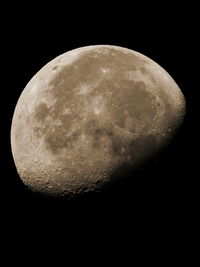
[11,45,185,198]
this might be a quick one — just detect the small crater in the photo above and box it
[52,66,59,70]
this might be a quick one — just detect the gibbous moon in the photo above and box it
[11,45,185,198]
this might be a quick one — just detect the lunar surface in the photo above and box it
[11,45,185,198]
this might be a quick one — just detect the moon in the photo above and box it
[11,45,185,198]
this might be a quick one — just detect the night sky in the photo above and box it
[1,3,197,260]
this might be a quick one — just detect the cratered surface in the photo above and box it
[11,45,185,198]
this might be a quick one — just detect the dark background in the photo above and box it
[1,3,198,260]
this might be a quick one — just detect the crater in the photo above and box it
[52,66,59,71]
